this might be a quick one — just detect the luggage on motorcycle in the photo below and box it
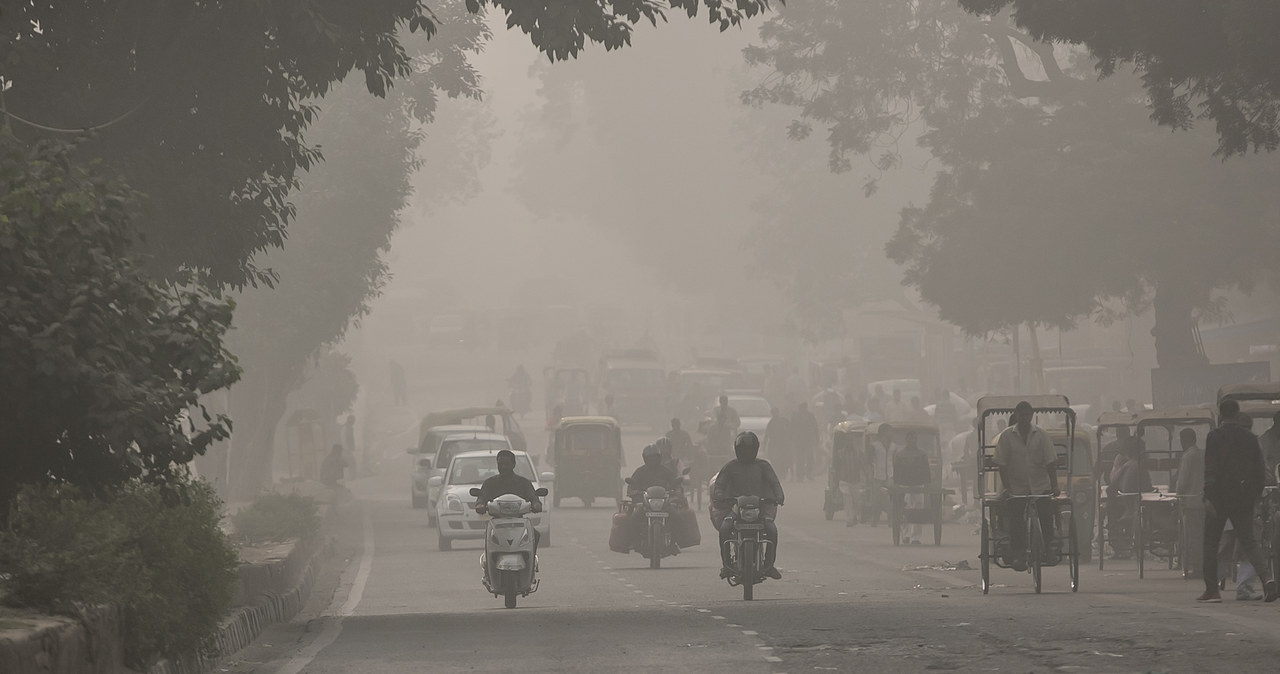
[609,511,632,553]
[671,508,701,548]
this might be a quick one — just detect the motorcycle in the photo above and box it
[469,488,549,608]
[724,495,773,600]
[624,480,681,569]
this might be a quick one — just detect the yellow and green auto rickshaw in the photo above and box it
[549,416,623,508]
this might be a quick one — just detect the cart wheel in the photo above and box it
[1097,508,1106,571]
[980,514,991,595]
[1068,512,1080,592]
[1030,515,1044,594]
[934,499,943,546]
[1141,511,1152,580]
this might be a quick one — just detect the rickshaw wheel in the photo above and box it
[980,514,991,595]
[1136,512,1145,579]
[1068,514,1080,592]
[1030,516,1044,594]
[934,497,943,546]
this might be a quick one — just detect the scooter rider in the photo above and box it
[475,450,543,550]
[713,431,785,580]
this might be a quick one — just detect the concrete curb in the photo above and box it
[1,500,343,674]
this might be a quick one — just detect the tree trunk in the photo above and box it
[225,363,300,502]
[1150,280,1209,370]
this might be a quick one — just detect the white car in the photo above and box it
[431,449,553,551]
[709,393,772,438]
[423,432,512,524]
[411,424,489,510]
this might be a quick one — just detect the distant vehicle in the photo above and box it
[431,448,553,551]
[868,378,972,424]
[425,313,472,348]
[704,393,771,438]
[674,368,737,427]
[598,352,666,428]
[424,432,513,525]
[409,424,489,509]
[416,406,528,455]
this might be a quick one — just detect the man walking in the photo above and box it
[1197,400,1277,603]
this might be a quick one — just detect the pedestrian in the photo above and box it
[764,406,793,480]
[319,443,348,488]
[791,402,821,481]
[1197,400,1277,603]
[1174,428,1205,578]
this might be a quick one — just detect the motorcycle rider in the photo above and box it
[712,432,785,580]
[508,365,533,415]
[474,450,543,552]
[628,444,682,551]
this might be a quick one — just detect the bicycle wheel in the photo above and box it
[1098,501,1107,571]
[1030,513,1044,594]
[980,511,991,595]
[1068,511,1080,592]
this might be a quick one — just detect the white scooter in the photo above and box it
[470,488,548,608]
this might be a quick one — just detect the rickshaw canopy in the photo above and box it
[977,395,1073,420]
[1216,381,1280,404]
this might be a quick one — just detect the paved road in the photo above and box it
[224,348,1280,673]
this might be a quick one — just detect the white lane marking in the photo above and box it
[742,630,758,635]
[726,623,741,628]
[624,583,635,587]
[711,615,725,620]
[277,509,373,674]
[756,645,773,650]
[696,608,711,613]
[764,656,782,663]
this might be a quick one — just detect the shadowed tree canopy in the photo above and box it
[959,0,1280,158]
[744,0,1280,367]
[0,138,239,518]
[0,0,774,287]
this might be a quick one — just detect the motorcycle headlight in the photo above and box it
[740,508,760,523]
[647,498,666,511]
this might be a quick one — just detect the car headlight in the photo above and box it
[446,496,464,513]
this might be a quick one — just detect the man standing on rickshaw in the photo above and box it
[993,401,1058,572]
[1197,399,1277,603]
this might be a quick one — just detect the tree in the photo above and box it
[0,138,239,518]
[1,1,774,287]
[211,11,493,499]
[958,0,1280,158]
[744,1,1280,368]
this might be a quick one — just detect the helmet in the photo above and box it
[654,436,673,457]
[642,444,661,465]
[734,431,760,462]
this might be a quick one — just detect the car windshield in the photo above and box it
[438,438,509,468]
[448,455,536,485]
[730,397,771,417]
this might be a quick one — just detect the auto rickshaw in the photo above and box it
[548,416,623,507]
[864,421,952,546]
[977,395,1080,594]
[824,421,867,520]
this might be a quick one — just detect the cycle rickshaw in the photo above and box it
[1129,408,1216,578]
[977,395,1080,594]
[824,421,867,521]
[1095,411,1139,569]
[872,421,952,546]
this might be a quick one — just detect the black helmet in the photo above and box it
[642,444,661,465]
[734,431,760,462]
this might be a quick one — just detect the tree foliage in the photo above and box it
[0,138,240,512]
[744,1,1280,366]
[959,0,1280,157]
[1,0,774,288]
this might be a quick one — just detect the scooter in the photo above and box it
[470,488,549,608]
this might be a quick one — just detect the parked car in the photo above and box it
[432,448,554,551]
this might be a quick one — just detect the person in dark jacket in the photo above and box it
[713,432,785,580]
[764,406,792,479]
[629,443,681,549]
[791,402,821,481]
[892,431,931,544]
[1198,400,1276,603]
